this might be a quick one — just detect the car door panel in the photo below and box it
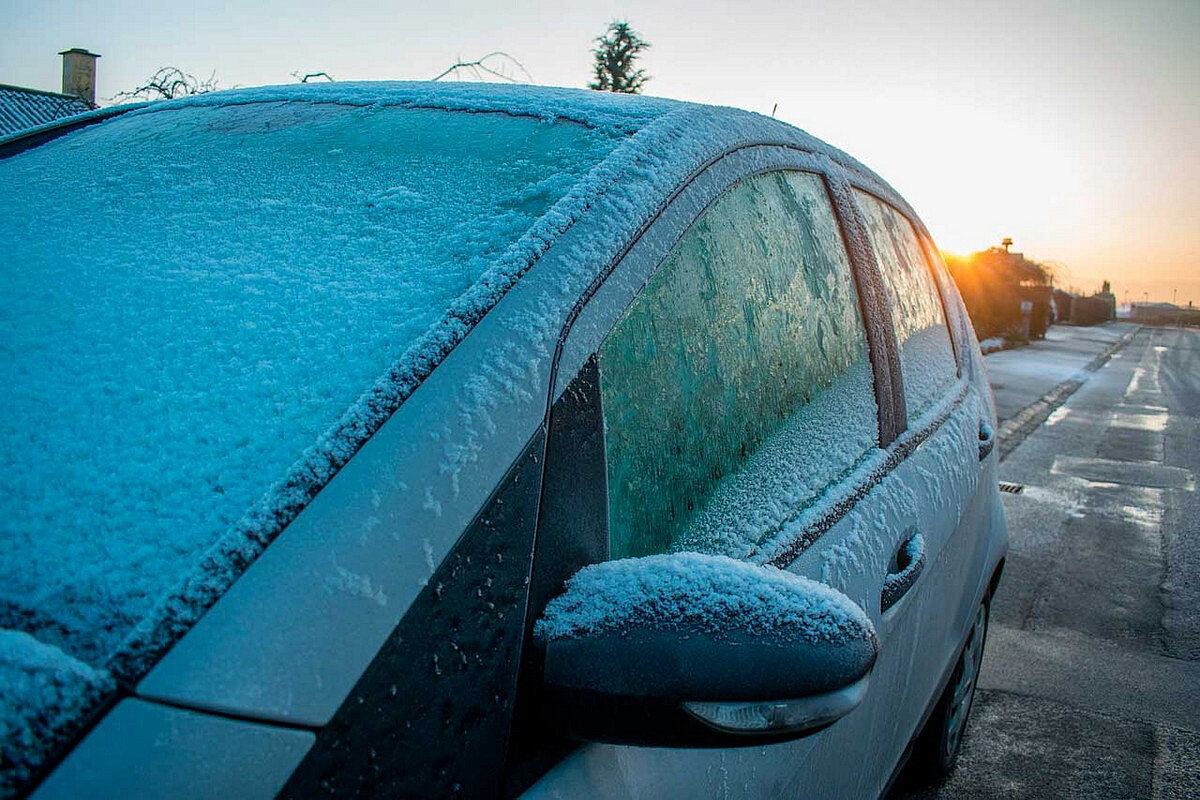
[848,187,987,734]
[794,388,978,798]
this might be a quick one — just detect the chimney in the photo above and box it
[59,48,100,106]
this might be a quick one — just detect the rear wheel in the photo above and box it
[903,598,990,784]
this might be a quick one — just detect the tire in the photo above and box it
[902,597,991,786]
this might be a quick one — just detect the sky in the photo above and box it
[3,0,1197,304]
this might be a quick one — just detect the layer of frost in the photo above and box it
[0,630,114,797]
[895,325,959,419]
[979,337,1006,354]
[534,552,874,644]
[0,94,624,671]
[752,376,974,567]
[671,361,879,559]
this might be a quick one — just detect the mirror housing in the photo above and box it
[535,552,878,747]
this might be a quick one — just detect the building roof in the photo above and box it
[0,84,91,137]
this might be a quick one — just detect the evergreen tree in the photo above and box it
[588,21,651,94]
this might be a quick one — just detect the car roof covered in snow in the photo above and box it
[2,80,902,198]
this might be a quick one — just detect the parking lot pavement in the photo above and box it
[894,324,1200,799]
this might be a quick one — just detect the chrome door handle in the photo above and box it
[881,531,925,613]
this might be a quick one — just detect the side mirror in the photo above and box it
[535,552,878,747]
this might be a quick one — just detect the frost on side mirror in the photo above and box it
[534,553,878,747]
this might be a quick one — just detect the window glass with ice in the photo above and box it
[599,171,879,560]
[855,190,957,419]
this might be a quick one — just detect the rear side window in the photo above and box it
[855,191,957,420]
[598,171,879,560]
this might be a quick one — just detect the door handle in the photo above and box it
[881,530,925,613]
[978,419,995,462]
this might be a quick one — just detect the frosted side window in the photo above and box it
[855,191,957,420]
[598,172,879,560]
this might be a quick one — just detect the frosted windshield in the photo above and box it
[0,101,621,668]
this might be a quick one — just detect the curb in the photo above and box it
[995,326,1141,462]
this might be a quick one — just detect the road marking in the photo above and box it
[1045,406,1071,426]
[1050,456,1194,490]
[1110,410,1169,432]
[1126,337,1165,401]
[1122,496,1164,530]
[1004,482,1087,519]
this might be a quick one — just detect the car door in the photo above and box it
[511,152,968,798]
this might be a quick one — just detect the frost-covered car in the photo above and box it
[0,83,1007,799]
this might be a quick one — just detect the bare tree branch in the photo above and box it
[49,94,96,115]
[111,67,219,102]
[431,52,532,83]
[292,71,335,83]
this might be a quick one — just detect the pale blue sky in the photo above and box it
[3,0,1197,302]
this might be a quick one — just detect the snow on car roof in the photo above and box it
[0,630,114,796]
[0,81,905,685]
[140,80,680,134]
[0,86,643,676]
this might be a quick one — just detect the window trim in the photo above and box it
[592,168,882,560]
[545,145,973,571]
[823,173,907,446]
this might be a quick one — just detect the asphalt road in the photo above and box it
[895,323,1200,799]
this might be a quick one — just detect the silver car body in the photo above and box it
[7,83,1007,799]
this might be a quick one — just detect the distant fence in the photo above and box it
[1130,304,1200,327]
[1055,290,1116,326]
